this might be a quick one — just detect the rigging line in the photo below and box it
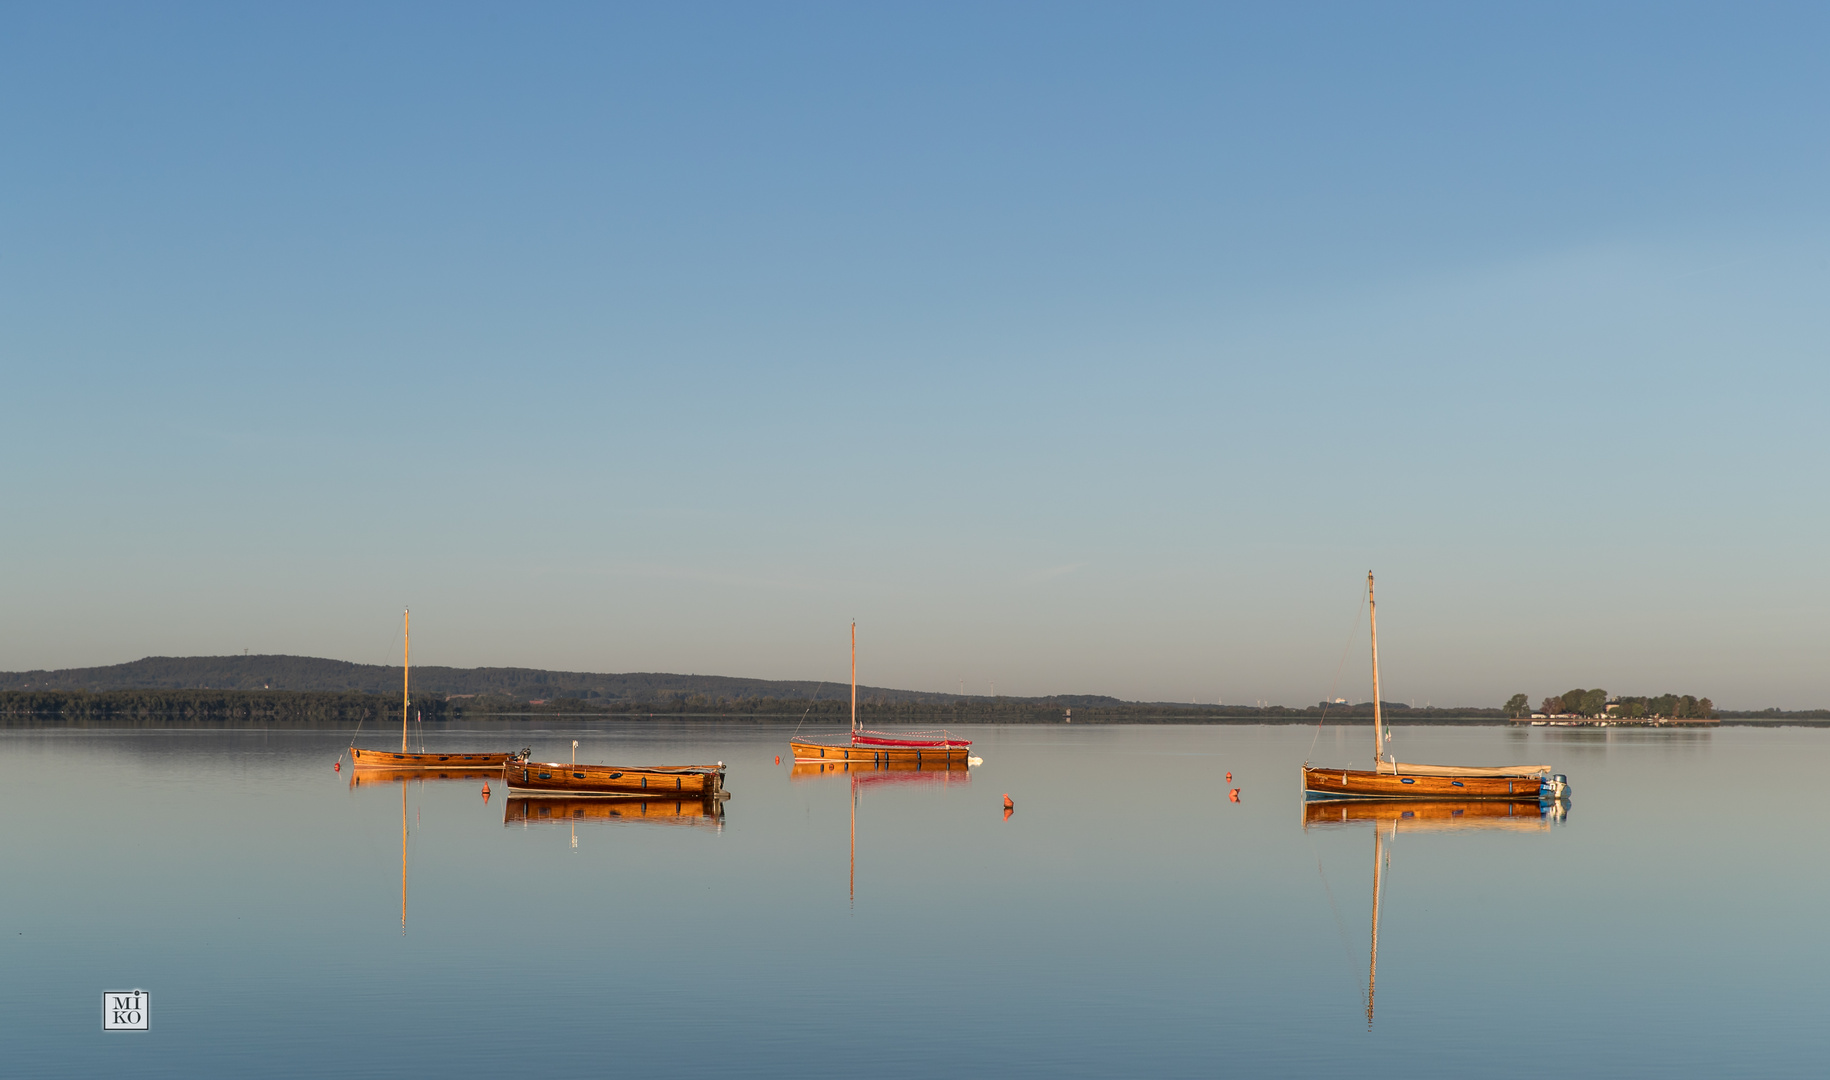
[1307,832,1358,983]
[1308,581,1369,761]
[790,681,829,740]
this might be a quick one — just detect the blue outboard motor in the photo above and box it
[1539,773,1570,802]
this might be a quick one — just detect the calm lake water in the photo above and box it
[3,721,1826,1078]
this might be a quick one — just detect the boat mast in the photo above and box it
[850,620,857,735]
[1368,572,1384,772]
[402,607,411,753]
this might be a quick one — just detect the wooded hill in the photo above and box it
[0,688,1511,724]
[0,657,1818,722]
[0,654,1127,707]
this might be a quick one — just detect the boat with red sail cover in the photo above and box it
[788,622,973,766]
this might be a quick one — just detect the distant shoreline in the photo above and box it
[3,701,1827,729]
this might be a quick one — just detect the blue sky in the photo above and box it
[3,3,1826,706]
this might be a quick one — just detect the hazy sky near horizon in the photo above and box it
[4,4,1827,707]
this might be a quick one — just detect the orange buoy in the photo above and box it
[1225,771,1232,782]
[481,782,491,797]
[1002,794,1014,810]
[1003,805,1014,822]
[774,755,781,765]
[1228,788,1240,802]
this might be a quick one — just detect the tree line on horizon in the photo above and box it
[3,688,1804,723]
[1500,689,1717,720]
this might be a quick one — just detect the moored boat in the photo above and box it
[348,609,512,771]
[349,748,510,771]
[787,622,972,765]
[503,751,726,799]
[1301,574,1569,803]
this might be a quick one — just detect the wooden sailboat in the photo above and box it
[348,608,511,771]
[788,622,972,765]
[1301,574,1569,802]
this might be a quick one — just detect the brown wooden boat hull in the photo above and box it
[1303,798,1550,832]
[503,796,722,827]
[503,759,725,797]
[1302,765,1546,800]
[789,739,972,765]
[350,748,510,770]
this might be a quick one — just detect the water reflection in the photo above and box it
[502,796,724,830]
[789,758,970,785]
[1305,799,1564,1026]
[345,775,419,935]
[1303,798,1560,832]
[347,766,496,789]
[791,756,969,903]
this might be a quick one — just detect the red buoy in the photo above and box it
[333,761,341,772]
[1002,794,1014,810]
[775,755,781,765]
[1225,771,1232,782]
[1228,788,1240,802]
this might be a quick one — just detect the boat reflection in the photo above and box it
[502,795,724,830]
[793,757,969,904]
[1305,799,1565,1027]
[1303,798,1564,832]
[346,775,419,935]
[348,766,496,789]
[790,758,971,786]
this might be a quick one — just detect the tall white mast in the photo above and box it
[850,620,857,734]
[1368,573,1384,772]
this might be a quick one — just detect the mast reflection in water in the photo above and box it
[791,756,969,905]
[1303,799,1567,1026]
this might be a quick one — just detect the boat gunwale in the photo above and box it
[508,759,723,776]
[349,749,511,770]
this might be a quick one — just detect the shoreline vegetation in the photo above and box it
[1,689,1825,726]
[0,655,1820,724]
